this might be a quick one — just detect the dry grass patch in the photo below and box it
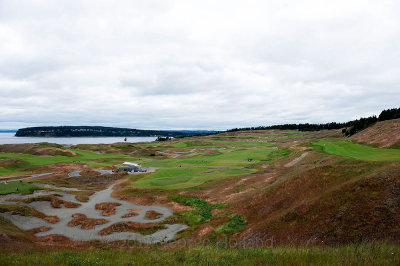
[18,195,80,209]
[0,204,59,224]
[98,221,165,236]
[68,214,108,230]
[145,210,163,220]
[95,202,122,216]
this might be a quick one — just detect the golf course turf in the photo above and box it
[1,128,400,265]
[313,140,400,161]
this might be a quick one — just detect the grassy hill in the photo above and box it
[1,127,400,263]
[351,118,400,148]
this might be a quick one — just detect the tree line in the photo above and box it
[228,107,400,136]
[15,126,191,137]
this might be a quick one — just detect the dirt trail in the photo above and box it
[285,152,309,167]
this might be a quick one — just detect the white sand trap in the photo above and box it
[0,183,187,243]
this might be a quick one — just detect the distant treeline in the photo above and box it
[15,126,193,137]
[228,107,400,136]
[175,132,220,139]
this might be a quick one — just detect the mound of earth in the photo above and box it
[0,144,76,157]
[68,214,108,229]
[98,221,165,236]
[79,169,101,176]
[21,196,81,209]
[0,158,29,168]
[95,202,122,216]
[0,204,59,224]
[145,210,163,220]
[68,174,122,188]
[121,212,139,218]
[351,118,400,148]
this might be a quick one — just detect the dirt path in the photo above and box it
[285,152,309,167]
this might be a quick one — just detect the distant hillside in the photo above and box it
[228,107,400,137]
[15,126,194,137]
[351,118,400,148]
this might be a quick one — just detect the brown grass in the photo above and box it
[121,212,139,218]
[95,202,122,216]
[18,195,80,209]
[113,181,191,212]
[0,204,60,224]
[67,214,108,229]
[98,221,165,236]
[351,118,400,148]
[144,210,163,220]
[0,144,76,157]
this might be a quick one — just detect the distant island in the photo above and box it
[15,126,211,137]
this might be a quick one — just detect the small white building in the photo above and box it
[117,162,145,173]
[122,162,140,167]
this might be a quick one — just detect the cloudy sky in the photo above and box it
[0,0,399,130]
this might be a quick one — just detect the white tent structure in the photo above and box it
[122,162,140,167]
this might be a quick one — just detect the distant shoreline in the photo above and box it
[14,126,208,138]
[0,133,157,145]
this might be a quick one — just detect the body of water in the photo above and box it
[0,133,157,145]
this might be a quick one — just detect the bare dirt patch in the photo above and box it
[196,226,214,237]
[67,214,108,229]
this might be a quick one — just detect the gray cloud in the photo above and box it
[0,0,399,130]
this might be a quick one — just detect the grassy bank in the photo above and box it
[312,140,400,161]
[134,146,285,189]
[1,243,399,265]
[0,149,134,175]
[0,181,38,195]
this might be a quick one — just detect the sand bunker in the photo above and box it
[68,169,113,177]
[0,183,187,243]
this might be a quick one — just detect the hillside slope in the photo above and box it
[351,118,400,148]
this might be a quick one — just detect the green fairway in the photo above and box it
[133,167,254,190]
[134,146,281,189]
[0,181,38,195]
[170,139,274,149]
[313,140,400,161]
[0,149,134,175]
[142,147,278,168]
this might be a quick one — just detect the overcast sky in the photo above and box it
[0,0,399,130]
